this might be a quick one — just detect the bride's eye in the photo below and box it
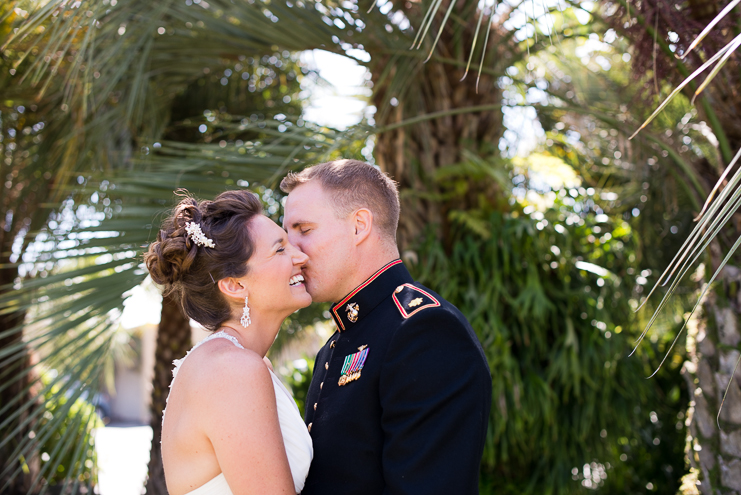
[277,247,286,253]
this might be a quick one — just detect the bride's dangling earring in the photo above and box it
[240,295,251,328]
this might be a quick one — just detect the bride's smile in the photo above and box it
[234,214,311,326]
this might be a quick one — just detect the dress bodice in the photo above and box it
[166,331,313,494]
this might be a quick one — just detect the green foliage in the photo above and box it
[36,371,103,489]
[279,357,315,420]
[599,365,688,493]
[409,160,686,492]
[0,0,703,492]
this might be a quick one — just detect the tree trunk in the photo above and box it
[683,264,741,494]
[371,1,508,250]
[674,14,741,488]
[144,295,192,495]
[610,3,741,490]
[0,261,40,493]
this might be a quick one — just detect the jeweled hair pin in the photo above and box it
[185,222,215,248]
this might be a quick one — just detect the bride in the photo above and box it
[144,189,313,494]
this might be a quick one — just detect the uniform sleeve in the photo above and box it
[379,309,492,495]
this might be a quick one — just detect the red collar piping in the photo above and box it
[331,259,403,331]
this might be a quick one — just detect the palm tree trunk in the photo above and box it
[684,261,741,494]
[0,262,39,494]
[144,295,192,495]
[681,53,741,488]
[371,2,507,250]
[615,3,741,485]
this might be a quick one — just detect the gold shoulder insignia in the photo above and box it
[392,284,441,319]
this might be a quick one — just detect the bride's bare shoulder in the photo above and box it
[179,339,273,399]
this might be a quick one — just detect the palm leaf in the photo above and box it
[690,33,741,103]
[0,119,358,488]
[633,146,741,359]
[628,34,740,140]
[680,0,741,59]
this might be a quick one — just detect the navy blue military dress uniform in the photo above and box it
[301,259,492,495]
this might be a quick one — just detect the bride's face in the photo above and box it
[242,215,312,319]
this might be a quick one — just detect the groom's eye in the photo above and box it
[300,228,311,234]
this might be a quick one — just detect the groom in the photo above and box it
[281,159,492,494]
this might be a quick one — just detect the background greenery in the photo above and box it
[1,0,739,493]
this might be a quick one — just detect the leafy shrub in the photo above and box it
[33,371,103,491]
[281,357,315,419]
[411,190,686,494]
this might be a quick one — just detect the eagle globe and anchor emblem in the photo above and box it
[345,302,360,323]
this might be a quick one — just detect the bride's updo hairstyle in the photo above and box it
[145,189,262,330]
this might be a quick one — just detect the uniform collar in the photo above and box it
[331,259,412,332]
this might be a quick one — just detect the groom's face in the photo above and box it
[283,181,355,303]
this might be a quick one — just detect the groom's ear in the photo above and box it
[218,278,248,300]
[352,208,373,246]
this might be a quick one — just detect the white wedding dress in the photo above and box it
[167,331,313,495]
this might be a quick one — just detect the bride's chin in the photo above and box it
[289,292,313,311]
[298,294,313,308]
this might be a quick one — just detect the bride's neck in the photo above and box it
[218,312,283,357]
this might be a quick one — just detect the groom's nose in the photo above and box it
[288,237,304,258]
[286,231,297,246]
[285,228,299,247]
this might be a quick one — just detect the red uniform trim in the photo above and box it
[332,259,403,331]
[392,283,441,319]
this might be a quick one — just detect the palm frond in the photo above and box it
[634,146,741,355]
[0,114,370,488]
[628,34,740,140]
[680,0,741,59]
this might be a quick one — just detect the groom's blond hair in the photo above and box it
[280,159,400,244]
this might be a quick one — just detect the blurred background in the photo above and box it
[1,0,740,493]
